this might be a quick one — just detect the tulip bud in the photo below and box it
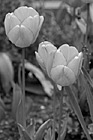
[36,42,83,87]
[4,6,44,48]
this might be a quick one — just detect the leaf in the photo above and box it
[12,83,22,120]
[81,72,93,123]
[26,119,35,139]
[17,123,32,140]
[65,86,92,140]
[0,53,14,93]
[0,106,5,122]
[35,119,53,140]
[16,95,26,128]
[25,62,53,96]
[82,67,93,88]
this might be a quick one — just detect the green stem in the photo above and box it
[52,85,56,140]
[22,48,26,128]
[58,87,63,140]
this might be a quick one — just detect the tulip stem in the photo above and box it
[52,85,56,140]
[58,87,63,140]
[22,48,26,127]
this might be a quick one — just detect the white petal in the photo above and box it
[4,13,12,35]
[28,7,39,17]
[15,25,34,47]
[22,16,35,37]
[51,65,64,82]
[58,44,69,62]
[38,45,48,65]
[4,13,20,35]
[38,41,56,63]
[8,25,20,44]
[32,16,44,43]
[46,50,56,77]
[22,15,40,37]
[39,41,56,54]
[35,52,46,71]
[14,6,29,22]
[68,52,83,77]
[53,51,66,67]
[67,46,79,63]
[63,66,76,84]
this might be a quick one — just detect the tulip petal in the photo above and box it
[53,51,66,67]
[68,52,83,77]
[8,25,20,44]
[28,7,39,17]
[35,52,46,71]
[4,13,20,35]
[15,25,34,47]
[63,66,76,85]
[14,6,29,22]
[4,13,11,35]
[14,6,38,23]
[38,45,48,66]
[58,44,69,62]
[9,14,20,32]
[51,65,64,82]
[32,16,44,43]
[46,50,56,77]
[32,15,40,35]
[22,15,40,37]
[67,46,79,63]
[51,66,75,86]
[38,41,57,65]
[22,16,35,37]
[39,41,56,54]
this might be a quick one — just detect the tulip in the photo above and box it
[36,42,83,87]
[4,6,44,48]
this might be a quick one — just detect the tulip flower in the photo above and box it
[36,42,83,87]
[4,6,44,48]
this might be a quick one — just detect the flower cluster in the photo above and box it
[36,42,83,87]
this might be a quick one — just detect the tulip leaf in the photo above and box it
[24,62,53,96]
[65,86,92,140]
[17,123,32,140]
[16,95,26,128]
[35,119,53,140]
[82,67,93,88]
[26,119,35,139]
[12,83,22,120]
[81,71,93,123]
